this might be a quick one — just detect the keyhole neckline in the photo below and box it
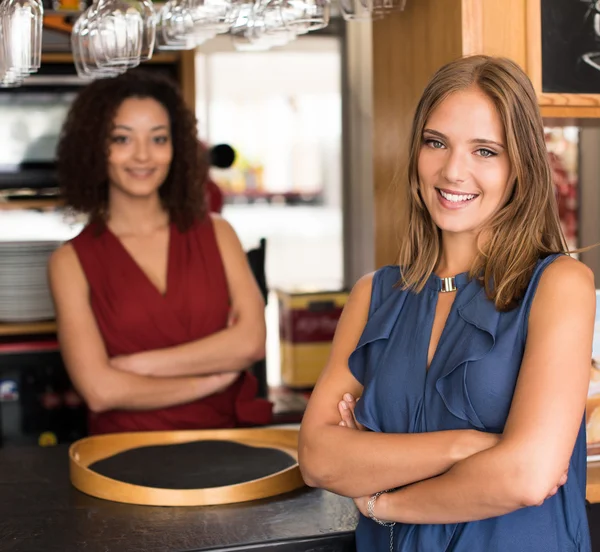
[425,270,470,293]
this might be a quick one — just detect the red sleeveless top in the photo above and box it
[70,217,273,434]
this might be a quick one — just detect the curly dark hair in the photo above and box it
[56,70,207,230]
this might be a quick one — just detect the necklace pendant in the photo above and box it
[440,276,456,293]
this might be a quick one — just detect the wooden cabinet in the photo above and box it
[527,0,600,118]
[370,0,600,267]
[461,0,600,118]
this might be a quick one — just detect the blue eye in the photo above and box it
[476,148,496,158]
[425,139,445,149]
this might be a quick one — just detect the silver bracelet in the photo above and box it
[367,490,396,527]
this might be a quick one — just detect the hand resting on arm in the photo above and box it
[298,273,503,498]
[48,243,239,414]
[106,215,266,379]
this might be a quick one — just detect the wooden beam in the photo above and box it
[178,50,197,114]
[372,0,464,267]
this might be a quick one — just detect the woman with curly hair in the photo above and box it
[49,70,272,435]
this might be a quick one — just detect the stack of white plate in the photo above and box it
[0,210,83,323]
[0,241,61,322]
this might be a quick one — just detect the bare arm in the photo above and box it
[48,243,239,413]
[110,214,266,377]
[370,257,594,523]
[299,273,501,498]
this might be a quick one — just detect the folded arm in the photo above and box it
[48,243,239,413]
[299,273,501,498]
[110,215,266,378]
[368,257,594,524]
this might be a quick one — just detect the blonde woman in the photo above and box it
[299,56,595,551]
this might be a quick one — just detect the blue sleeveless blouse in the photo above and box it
[349,255,590,552]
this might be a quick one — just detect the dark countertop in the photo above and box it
[6,445,600,552]
[0,445,358,552]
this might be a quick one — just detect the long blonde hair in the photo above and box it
[399,55,567,311]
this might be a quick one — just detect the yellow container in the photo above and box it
[277,289,348,389]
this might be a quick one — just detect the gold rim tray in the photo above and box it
[69,427,305,506]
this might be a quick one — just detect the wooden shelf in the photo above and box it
[0,199,64,211]
[540,106,600,121]
[588,462,600,503]
[41,52,180,64]
[0,321,57,337]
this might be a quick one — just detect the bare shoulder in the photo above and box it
[537,255,595,299]
[338,272,375,325]
[209,213,235,235]
[49,243,78,275]
[208,212,224,225]
[209,213,241,248]
[530,256,595,323]
[349,272,375,303]
[48,243,86,290]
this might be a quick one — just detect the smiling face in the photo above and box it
[107,97,173,200]
[417,86,514,237]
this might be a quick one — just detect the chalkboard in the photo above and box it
[541,0,600,93]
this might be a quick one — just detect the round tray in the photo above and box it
[69,427,304,506]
